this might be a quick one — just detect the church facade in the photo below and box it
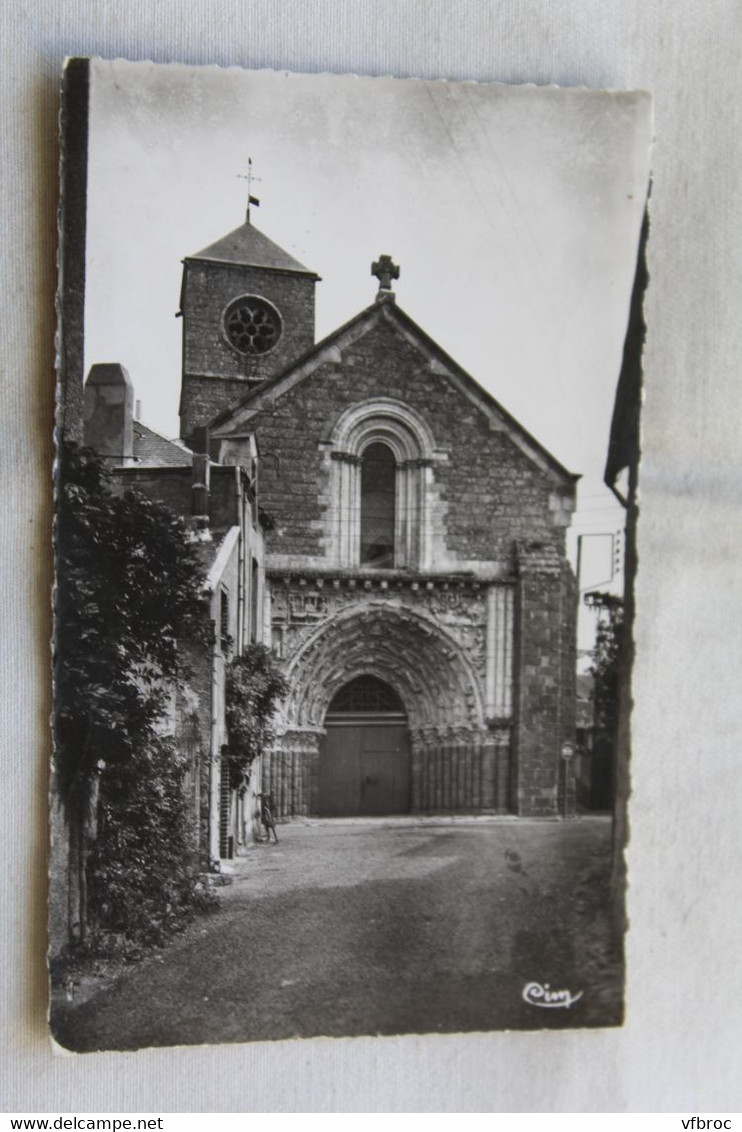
[178,214,579,824]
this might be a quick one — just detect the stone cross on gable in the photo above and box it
[371,255,400,298]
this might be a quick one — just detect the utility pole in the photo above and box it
[576,531,622,593]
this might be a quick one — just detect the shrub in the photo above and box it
[225,645,288,790]
[55,442,212,950]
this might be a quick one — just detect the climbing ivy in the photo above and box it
[54,442,212,952]
[225,645,288,790]
[585,591,624,734]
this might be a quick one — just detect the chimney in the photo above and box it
[83,363,135,465]
[191,426,211,527]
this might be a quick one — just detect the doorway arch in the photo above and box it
[319,674,410,817]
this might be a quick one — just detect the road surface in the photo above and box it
[52,816,622,1051]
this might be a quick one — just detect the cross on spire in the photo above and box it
[371,254,400,300]
[237,157,261,223]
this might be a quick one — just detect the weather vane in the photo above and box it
[237,157,261,223]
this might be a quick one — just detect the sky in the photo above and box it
[83,61,652,643]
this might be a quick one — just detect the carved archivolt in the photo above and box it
[281,601,486,731]
[328,397,439,460]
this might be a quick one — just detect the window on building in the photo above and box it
[327,674,405,715]
[360,442,396,568]
[250,558,259,643]
[219,745,233,859]
[328,399,437,571]
[220,588,230,653]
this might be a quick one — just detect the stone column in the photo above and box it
[486,584,515,720]
[331,451,361,566]
[410,729,424,811]
[268,729,322,817]
[480,731,497,811]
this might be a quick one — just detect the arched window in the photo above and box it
[360,443,396,567]
[327,398,440,570]
[326,674,406,716]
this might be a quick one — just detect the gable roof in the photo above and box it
[209,297,579,484]
[188,220,319,278]
[132,421,193,467]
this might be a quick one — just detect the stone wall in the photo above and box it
[181,375,257,444]
[178,638,214,868]
[108,463,248,545]
[512,543,578,816]
[111,467,192,516]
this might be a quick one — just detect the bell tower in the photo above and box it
[178,216,320,441]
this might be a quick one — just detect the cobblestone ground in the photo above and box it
[52,816,623,1052]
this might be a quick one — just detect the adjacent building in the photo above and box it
[83,362,267,867]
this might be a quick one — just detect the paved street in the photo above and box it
[52,816,622,1051]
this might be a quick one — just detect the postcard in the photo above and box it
[50,59,652,1051]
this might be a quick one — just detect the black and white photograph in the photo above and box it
[50,58,652,1052]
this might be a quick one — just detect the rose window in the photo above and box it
[224,296,282,355]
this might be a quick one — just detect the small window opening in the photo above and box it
[250,558,259,643]
[220,588,230,653]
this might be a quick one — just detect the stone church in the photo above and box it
[178,211,579,824]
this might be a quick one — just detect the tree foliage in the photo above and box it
[225,645,288,790]
[585,591,624,734]
[54,443,212,950]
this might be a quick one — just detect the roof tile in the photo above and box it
[189,221,317,276]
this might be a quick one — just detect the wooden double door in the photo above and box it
[319,717,410,817]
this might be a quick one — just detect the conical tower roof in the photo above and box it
[189,220,318,277]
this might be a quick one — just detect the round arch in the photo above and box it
[264,606,508,821]
[328,396,438,461]
[325,399,442,570]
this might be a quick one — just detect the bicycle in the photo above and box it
[256,792,278,843]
